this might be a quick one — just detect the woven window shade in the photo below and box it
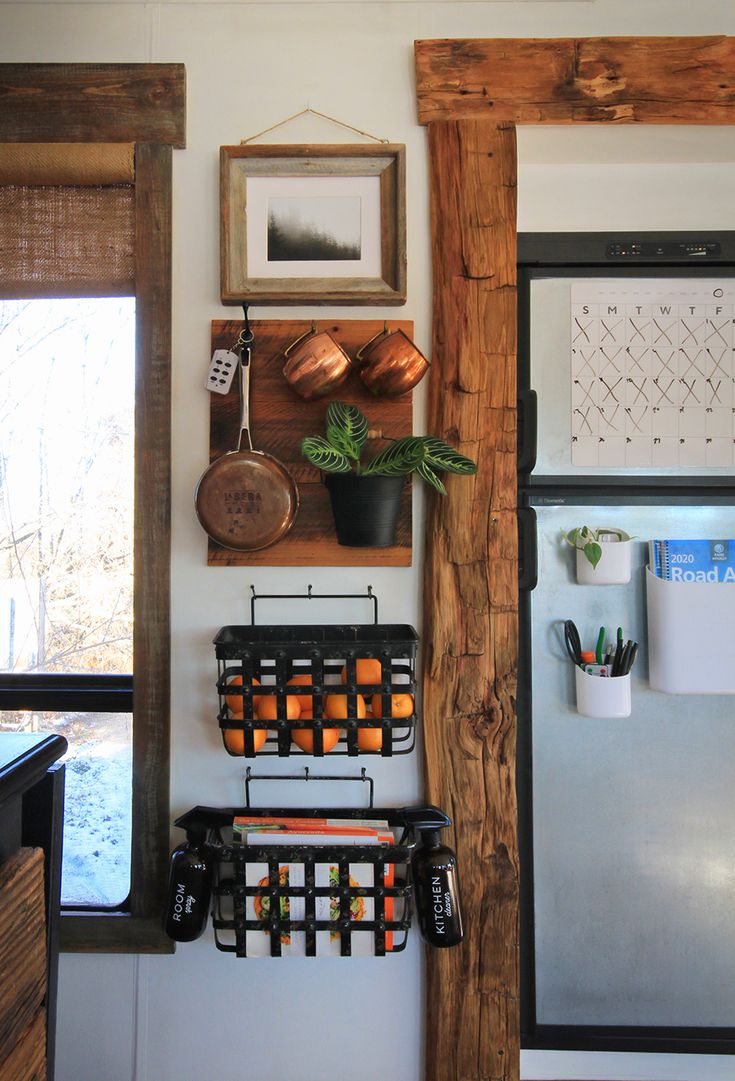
[0,143,134,297]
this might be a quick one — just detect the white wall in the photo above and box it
[2,2,734,1079]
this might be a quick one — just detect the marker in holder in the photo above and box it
[575,666,631,719]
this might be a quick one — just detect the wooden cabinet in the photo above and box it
[0,848,47,1080]
[0,733,67,1081]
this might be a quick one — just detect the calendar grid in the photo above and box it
[571,280,735,468]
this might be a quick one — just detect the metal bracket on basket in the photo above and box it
[249,584,379,625]
[244,766,374,808]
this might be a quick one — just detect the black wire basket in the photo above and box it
[214,587,419,757]
[175,801,429,956]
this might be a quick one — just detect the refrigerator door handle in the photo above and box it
[517,390,537,475]
[518,507,538,593]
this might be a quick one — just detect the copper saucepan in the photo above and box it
[195,343,299,551]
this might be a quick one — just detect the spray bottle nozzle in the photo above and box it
[402,805,452,839]
[185,823,208,845]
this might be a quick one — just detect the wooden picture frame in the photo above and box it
[220,144,406,305]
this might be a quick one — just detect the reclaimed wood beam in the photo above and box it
[415,36,735,125]
[422,118,519,1081]
[416,32,735,1081]
[0,64,186,147]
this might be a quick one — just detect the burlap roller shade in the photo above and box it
[0,143,134,297]
[0,143,134,185]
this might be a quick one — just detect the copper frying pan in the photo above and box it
[195,342,299,551]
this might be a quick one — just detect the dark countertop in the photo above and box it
[0,732,68,806]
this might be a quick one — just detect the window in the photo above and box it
[0,62,185,950]
[0,297,135,907]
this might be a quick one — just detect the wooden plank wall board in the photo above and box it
[0,63,187,146]
[422,120,519,1081]
[415,37,735,125]
[206,320,415,566]
[0,847,46,1074]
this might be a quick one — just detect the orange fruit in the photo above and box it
[324,692,367,721]
[298,709,326,720]
[370,692,414,718]
[357,726,385,752]
[286,673,314,711]
[223,727,267,754]
[340,658,383,686]
[257,694,301,722]
[225,675,262,717]
[291,727,341,754]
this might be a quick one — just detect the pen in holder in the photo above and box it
[575,667,631,719]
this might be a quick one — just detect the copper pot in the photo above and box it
[356,326,430,397]
[282,326,352,401]
[195,346,299,551]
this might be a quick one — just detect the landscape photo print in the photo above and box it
[220,144,406,305]
[267,190,362,262]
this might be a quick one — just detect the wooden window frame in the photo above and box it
[413,36,735,1081]
[0,63,185,952]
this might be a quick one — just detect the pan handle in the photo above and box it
[237,346,254,452]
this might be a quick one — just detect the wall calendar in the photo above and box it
[571,279,735,468]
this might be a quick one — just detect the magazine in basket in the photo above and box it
[240,825,397,957]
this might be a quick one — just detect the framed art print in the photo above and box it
[220,144,406,305]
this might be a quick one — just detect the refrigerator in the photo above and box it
[517,231,735,1054]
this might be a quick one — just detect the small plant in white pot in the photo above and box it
[563,526,632,585]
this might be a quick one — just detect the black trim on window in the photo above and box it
[0,674,133,712]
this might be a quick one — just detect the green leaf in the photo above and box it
[326,423,361,462]
[362,437,427,476]
[300,436,352,473]
[562,526,592,549]
[324,402,368,457]
[583,541,602,569]
[562,526,602,566]
[422,436,477,475]
[417,460,447,495]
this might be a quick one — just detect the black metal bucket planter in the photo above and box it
[325,474,405,547]
[303,402,477,547]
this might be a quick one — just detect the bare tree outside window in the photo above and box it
[0,298,135,905]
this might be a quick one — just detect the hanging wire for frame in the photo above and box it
[241,107,389,145]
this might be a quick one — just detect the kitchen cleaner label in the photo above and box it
[430,874,454,935]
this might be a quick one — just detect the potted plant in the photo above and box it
[563,525,632,585]
[301,401,477,546]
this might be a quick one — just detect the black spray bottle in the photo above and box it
[407,807,464,948]
[164,824,213,942]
